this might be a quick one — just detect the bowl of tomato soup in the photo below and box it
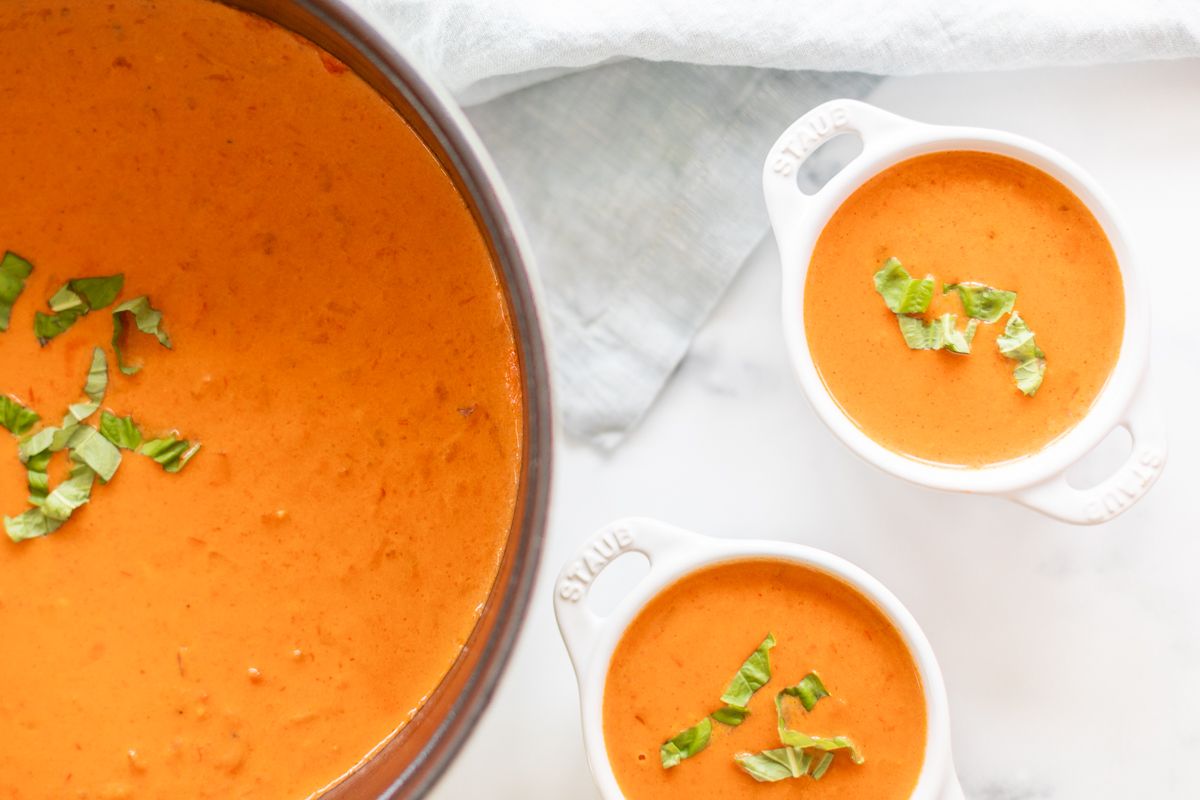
[762,100,1165,524]
[0,1,549,797]
[554,518,962,800]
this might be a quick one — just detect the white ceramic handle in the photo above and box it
[762,98,916,230]
[553,518,703,675]
[1012,376,1167,524]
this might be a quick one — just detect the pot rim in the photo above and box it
[554,517,964,800]
[762,99,1166,524]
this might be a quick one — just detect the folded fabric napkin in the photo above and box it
[359,0,1200,446]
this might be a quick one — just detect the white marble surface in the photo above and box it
[432,59,1200,799]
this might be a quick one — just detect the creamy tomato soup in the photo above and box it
[0,1,521,797]
[604,560,926,800]
[805,151,1124,466]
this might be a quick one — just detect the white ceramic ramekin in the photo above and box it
[554,517,963,800]
[763,99,1166,525]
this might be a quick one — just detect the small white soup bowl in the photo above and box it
[762,99,1166,524]
[554,517,964,800]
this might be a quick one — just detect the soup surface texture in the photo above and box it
[0,1,521,797]
[603,559,926,800]
[805,151,1124,466]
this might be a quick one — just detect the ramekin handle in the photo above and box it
[553,518,704,676]
[762,99,916,234]
[1012,376,1167,524]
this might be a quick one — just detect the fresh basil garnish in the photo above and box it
[777,672,829,713]
[112,295,171,375]
[811,752,836,780]
[997,312,1046,396]
[874,262,1048,398]
[711,705,749,726]
[720,634,776,710]
[64,426,122,483]
[3,259,200,541]
[0,395,39,436]
[4,508,64,542]
[62,348,109,428]
[18,428,56,464]
[775,730,864,763]
[1013,358,1047,396]
[34,274,124,344]
[657,634,775,769]
[996,311,1044,361]
[944,281,1017,323]
[652,635,866,784]
[734,746,813,782]
[896,313,977,354]
[41,464,96,522]
[25,450,51,506]
[4,351,111,540]
[67,276,124,310]
[763,668,864,780]
[0,251,33,332]
[99,412,143,450]
[659,717,712,769]
[874,258,934,314]
[138,436,200,473]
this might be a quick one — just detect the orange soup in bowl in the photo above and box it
[805,151,1124,466]
[603,559,926,800]
[0,1,522,797]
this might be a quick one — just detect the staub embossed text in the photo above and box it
[557,526,636,602]
[770,105,851,177]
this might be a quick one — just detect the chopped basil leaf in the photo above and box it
[944,317,979,355]
[51,426,76,453]
[34,308,85,344]
[4,508,64,542]
[997,312,1046,396]
[874,258,934,315]
[811,752,836,780]
[734,746,813,782]
[896,315,940,350]
[68,275,124,310]
[778,672,830,713]
[49,284,86,314]
[25,450,51,506]
[720,634,776,709]
[41,464,96,522]
[944,282,1017,323]
[659,716,712,769]
[776,729,864,765]
[898,315,952,350]
[774,672,865,766]
[63,348,108,426]
[35,274,124,344]
[3,273,198,540]
[138,436,200,473]
[896,313,977,354]
[1013,357,1047,397]
[711,705,749,726]
[99,412,143,450]
[18,427,57,462]
[0,251,33,332]
[996,311,1044,361]
[112,295,171,375]
[0,395,40,436]
[65,426,122,483]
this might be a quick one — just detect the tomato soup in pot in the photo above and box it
[0,1,524,796]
